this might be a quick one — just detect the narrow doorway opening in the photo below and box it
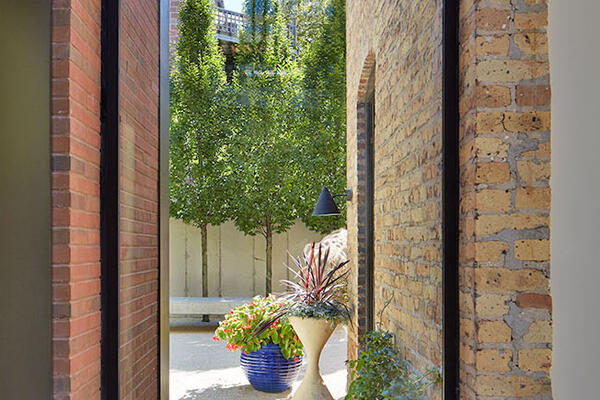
[365,91,375,333]
[167,1,349,399]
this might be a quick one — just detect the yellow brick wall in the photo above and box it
[346,3,444,397]
[347,0,552,399]
[459,0,552,398]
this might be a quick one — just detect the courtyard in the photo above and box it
[170,324,348,400]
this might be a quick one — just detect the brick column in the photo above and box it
[459,0,552,398]
[51,0,103,398]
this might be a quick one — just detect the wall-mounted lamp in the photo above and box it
[312,186,353,216]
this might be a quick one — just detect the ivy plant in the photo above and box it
[346,331,440,400]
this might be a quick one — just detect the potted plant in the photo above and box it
[256,243,351,400]
[214,295,304,393]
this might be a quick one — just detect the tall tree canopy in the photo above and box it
[231,0,303,295]
[170,0,230,305]
[297,0,347,233]
[169,0,347,296]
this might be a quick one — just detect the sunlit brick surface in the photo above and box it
[119,0,160,398]
[346,4,444,400]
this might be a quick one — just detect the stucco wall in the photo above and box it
[170,218,323,297]
[548,1,600,398]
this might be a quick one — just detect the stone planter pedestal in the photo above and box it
[289,316,336,400]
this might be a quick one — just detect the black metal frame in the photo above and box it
[442,0,460,399]
[100,0,120,397]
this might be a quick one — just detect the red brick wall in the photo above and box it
[119,0,160,398]
[51,0,161,398]
[51,0,103,399]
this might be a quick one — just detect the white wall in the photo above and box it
[169,218,324,297]
[549,2,600,397]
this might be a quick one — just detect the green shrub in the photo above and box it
[346,331,440,400]
[214,295,303,359]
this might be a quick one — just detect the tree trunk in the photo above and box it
[265,224,273,296]
[201,223,209,322]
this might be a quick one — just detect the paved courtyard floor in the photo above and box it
[170,324,348,400]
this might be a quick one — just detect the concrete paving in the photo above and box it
[170,324,348,400]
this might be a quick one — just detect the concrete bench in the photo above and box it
[170,297,252,317]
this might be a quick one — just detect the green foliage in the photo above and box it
[346,331,441,400]
[170,0,231,228]
[230,0,306,293]
[297,0,347,233]
[169,0,348,294]
[286,300,349,323]
[214,295,304,359]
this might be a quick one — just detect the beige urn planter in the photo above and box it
[289,316,336,400]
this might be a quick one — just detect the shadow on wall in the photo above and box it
[169,219,326,297]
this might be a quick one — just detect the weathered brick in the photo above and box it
[476,294,511,316]
[517,293,552,311]
[475,214,548,236]
[474,136,509,159]
[477,8,511,32]
[458,0,552,397]
[355,1,552,398]
[503,111,551,133]
[475,267,547,292]
[514,239,550,261]
[347,0,444,378]
[516,85,551,107]
[476,190,511,212]
[523,320,552,342]
[515,187,551,209]
[476,112,505,133]
[475,375,550,396]
[476,349,512,371]
[476,60,549,82]
[514,32,548,55]
[475,241,510,262]
[478,320,511,343]
[514,10,548,30]
[521,141,550,158]
[519,349,552,372]
[476,85,512,108]
[476,35,510,56]
[475,162,510,183]
[517,160,550,183]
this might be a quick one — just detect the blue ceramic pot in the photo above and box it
[240,343,302,393]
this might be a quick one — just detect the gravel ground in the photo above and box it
[170,324,348,400]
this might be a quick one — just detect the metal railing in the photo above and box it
[215,7,297,46]
[216,7,244,41]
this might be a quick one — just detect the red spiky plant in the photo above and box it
[254,242,350,336]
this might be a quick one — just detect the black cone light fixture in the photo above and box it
[312,187,353,216]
